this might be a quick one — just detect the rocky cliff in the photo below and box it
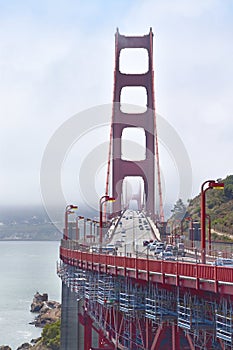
[0,292,61,350]
[30,292,61,327]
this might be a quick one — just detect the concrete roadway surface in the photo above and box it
[106,210,209,264]
[107,209,160,257]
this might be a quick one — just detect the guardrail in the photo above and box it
[60,239,233,296]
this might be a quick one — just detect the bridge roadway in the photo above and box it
[106,210,200,264]
[106,210,160,257]
[59,209,233,349]
[60,210,233,296]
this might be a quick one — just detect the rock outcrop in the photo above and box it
[16,343,32,350]
[30,343,48,350]
[30,292,48,313]
[30,338,41,345]
[0,293,61,350]
[30,292,61,327]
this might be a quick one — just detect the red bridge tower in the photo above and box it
[111,28,164,221]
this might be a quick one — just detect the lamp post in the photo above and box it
[76,215,84,241]
[93,220,99,243]
[99,195,115,252]
[206,214,211,255]
[85,218,92,244]
[64,205,78,240]
[91,220,97,243]
[89,220,93,244]
[185,217,194,249]
[201,180,224,264]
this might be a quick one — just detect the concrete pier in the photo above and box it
[60,282,79,350]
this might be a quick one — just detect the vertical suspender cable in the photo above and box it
[104,29,119,220]
[149,29,164,222]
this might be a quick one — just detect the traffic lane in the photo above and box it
[110,211,156,254]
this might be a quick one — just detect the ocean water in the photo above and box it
[0,241,61,349]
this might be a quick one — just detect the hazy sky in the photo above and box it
[0,0,233,214]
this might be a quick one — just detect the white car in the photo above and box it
[154,246,164,255]
[165,244,173,252]
[157,251,176,261]
[211,258,233,266]
[148,241,157,250]
[149,241,164,251]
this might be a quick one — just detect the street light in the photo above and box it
[92,220,99,243]
[88,219,93,244]
[206,214,211,255]
[64,205,78,240]
[76,215,84,241]
[99,195,115,252]
[201,180,224,264]
[185,217,194,249]
[85,218,92,244]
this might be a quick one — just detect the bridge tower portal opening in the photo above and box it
[122,176,144,211]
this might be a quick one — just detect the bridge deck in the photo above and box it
[60,242,233,296]
[60,209,233,296]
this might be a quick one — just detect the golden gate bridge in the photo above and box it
[57,29,233,350]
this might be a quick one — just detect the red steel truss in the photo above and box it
[60,242,233,296]
[59,241,233,349]
[107,28,164,221]
[59,28,232,350]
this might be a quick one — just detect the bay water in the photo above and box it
[0,241,61,349]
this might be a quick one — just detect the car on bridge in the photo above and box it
[148,241,157,251]
[177,243,185,256]
[143,239,153,247]
[148,241,165,251]
[154,245,164,255]
[157,251,176,261]
[211,258,233,266]
[165,244,173,252]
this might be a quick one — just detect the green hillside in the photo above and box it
[185,175,233,237]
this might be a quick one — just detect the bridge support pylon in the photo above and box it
[60,282,79,350]
[112,28,158,218]
[172,323,180,350]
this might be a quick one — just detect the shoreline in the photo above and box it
[0,292,61,350]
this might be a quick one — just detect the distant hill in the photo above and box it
[0,205,98,241]
[186,175,233,236]
[0,206,62,240]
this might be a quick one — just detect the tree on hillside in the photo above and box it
[171,199,186,221]
[41,320,60,350]
[184,175,233,236]
[224,175,233,200]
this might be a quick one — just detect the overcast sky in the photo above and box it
[0,0,233,215]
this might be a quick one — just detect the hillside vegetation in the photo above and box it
[186,175,233,236]
[40,320,60,350]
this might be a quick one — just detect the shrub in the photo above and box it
[41,320,60,350]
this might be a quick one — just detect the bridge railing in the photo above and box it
[60,240,233,295]
[185,240,233,259]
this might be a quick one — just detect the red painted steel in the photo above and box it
[111,28,164,219]
[185,333,195,350]
[172,324,180,350]
[59,27,232,349]
[60,244,230,349]
[150,326,165,350]
[60,246,233,295]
